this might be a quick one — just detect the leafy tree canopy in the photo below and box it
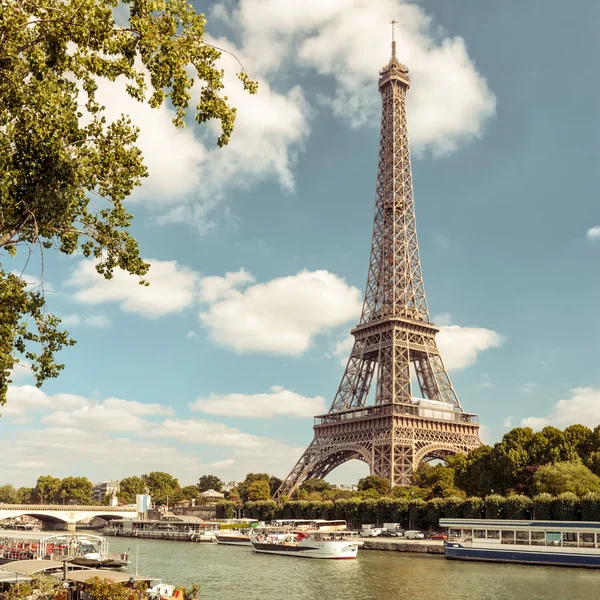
[0,484,18,503]
[197,475,224,493]
[246,480,271,502]
[300,478,331,493]
[32,475,62,504]
[357,475,390,496]
[533,461,600,496]
[0,0,257,405]
[181,485,200,501]
[145,471,181,504]
[237,473,270,502]
[118,475,146,504]
[58,476,93,504]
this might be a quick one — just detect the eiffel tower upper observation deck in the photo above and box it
[275,27,481,499]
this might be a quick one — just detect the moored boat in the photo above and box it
[251,530,362,559]
[215,530,253,547]
[441,518,600,568]
[0,531,129,568]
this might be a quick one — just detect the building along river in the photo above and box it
[106,536,600,600]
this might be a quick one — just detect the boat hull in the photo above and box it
[215,535,252,547]
[252,541,358,559]
[445,542,600,568]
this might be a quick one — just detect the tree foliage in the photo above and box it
[0,0,257,404]
[358,475,390,496]
[118,475,146,504]
[0,484,18,503]
[197,475,224,493]
[532,461,600,496]
[58,476,93,504]
[32,475,62,504]
[145,471,181,504]
[246,480,271,502]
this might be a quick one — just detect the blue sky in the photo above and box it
[2,0,600,488]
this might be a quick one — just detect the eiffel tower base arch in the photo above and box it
[276,406,480,499]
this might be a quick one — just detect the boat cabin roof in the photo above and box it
[439,518,600,532]
[0,560,65,575]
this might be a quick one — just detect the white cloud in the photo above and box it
[199,269,362,354]
[9,360,32,382]
[587,226,600,240]
[436,324,505,370]
[101,397,173,416]
[522,387,600,430]
[43,405,149,432]
[190,385,326,418]
[198,269,255,303]
[65,258,200,318]
[2,385,90,417]
[503,416,513,428]
[214,0,496,155]
[332,335,354,366]
[518,382,537,394]
[61,313,111,328]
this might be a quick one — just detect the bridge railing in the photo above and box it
[0,504,136,511]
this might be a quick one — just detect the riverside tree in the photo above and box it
[0,0,257,406]
[197,474,224,493]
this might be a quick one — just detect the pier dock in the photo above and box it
[359,538,444,554]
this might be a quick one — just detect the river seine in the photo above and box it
[106,537,600,600]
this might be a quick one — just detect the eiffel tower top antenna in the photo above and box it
[390,19,397,59]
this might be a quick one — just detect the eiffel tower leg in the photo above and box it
[275,441,372,499]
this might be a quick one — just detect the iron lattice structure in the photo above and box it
[275,38,481,499]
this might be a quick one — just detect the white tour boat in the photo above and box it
[251,530,362,559]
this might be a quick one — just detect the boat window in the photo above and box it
[462,529,473,540]
[515,531,529,544]
[530,531,545,546]
[579,532,595,548]
[562,532,578,547]
[474,529,486,539]
[546,532,561,546]
[449,529,461,539]
[486,530,499,540]
[501,530,515,545]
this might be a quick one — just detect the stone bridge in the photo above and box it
[0,504,137,531]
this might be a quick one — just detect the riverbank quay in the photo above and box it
[359,538,444,554]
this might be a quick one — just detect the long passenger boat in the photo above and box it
[440,518,600,568]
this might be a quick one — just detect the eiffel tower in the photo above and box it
[275,25,481,499]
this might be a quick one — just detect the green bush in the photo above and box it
[320,500,334,520]
[375,497,395,524]
[484,494,506,518]
[424,498,446,529]
[533,493,553,520]
[390,498,409,527]
[215,500,236,519]
[551,492,579,520]
[460,497,484,518]
[444,497,464,518]
[581,493,600,521]
[408,499,427,529]
[360,499,377,525]
[504,495,533,519]
[346,498,363,526]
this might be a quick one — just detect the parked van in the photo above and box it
[405,530,425,540]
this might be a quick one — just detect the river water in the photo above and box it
[106,536,600,600]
